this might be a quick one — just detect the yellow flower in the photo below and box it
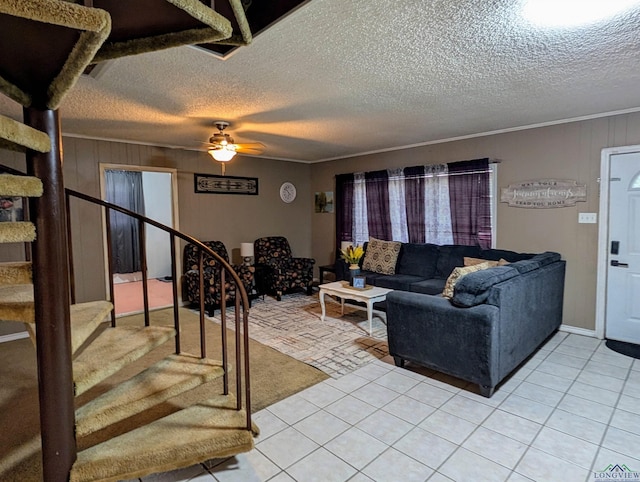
[340,244,364,264]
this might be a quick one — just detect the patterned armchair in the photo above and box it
[254,236,315,301]
[182,241,255,316]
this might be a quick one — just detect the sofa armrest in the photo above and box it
[232,263,255,292]
[290,257,315,271]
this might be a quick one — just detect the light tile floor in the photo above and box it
[133,332,640,482]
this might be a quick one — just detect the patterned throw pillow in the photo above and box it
[362,237,402,275]
[442,261,493,299]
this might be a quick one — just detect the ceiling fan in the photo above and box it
[205,121,264,175]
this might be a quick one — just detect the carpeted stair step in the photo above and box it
[70,394,254,482]
[0,115,51,153]
[0,284,34,323]
[68,301,114,354]
[24,300,114,353]
[0,174,43,197]
[0,222,36,243]
[75,353,226,437]
[0,261,31,285]
[73,326,176,396]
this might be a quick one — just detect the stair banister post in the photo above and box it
[23,107,77,482]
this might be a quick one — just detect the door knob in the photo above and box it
[611,260,629,268]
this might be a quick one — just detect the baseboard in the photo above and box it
[559,324,598,338]
[0,331,29,343]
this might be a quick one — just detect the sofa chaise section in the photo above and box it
[386,255,566,397]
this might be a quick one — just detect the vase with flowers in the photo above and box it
[340,244,364,285]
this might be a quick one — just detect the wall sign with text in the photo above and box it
[501,179,587,208]
[194,173,258,195]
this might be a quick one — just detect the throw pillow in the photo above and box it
[464,257,510,267]
[362,237,402,275]
[442,261,492,299]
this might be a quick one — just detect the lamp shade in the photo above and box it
[340,241,352,251]
[240,242,254,257]
[209,147,236,162]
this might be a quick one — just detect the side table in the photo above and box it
[318,264,336,284]
[253,264,270,299]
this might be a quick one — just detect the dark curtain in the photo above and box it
[404,165,426,243]
[365,170,392,240]
[448,158,491,248]
[335,173,354,251]
[105,170,145,273]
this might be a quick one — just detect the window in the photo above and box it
[336,158,496,249]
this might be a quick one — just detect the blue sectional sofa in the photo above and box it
[337,242,566,397]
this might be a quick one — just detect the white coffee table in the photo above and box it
[319,281,393,336]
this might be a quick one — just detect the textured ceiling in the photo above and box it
[1,0,640,163]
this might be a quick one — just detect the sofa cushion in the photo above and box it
[435,245,482,279]
[362,237,402,275]
[396,243,439,278]
[510,259,541,274]
[409,278,447,295]
[508,252,559,275]
[442,261,493,298]
[375,274,426,291]
[452,266,520,307]
[479,248,534,262]
[359,270,386,286]
[531,251,561,267]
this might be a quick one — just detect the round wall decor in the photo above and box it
[280,182,297,203]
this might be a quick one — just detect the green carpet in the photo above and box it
[0,306,328,481]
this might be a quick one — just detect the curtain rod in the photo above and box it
[336,158,502,178]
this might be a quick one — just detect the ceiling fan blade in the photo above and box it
[235,142,265,148]
[235,147,264,155]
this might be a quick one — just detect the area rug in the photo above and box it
[606,339,640,359]
[206,292,390,378]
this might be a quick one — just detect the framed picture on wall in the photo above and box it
[0,197,23,222]
[315,191,334,213]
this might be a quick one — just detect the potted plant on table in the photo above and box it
[340,244,364,285]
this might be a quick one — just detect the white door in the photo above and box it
[606,151,640,343]
[142,171,173,279]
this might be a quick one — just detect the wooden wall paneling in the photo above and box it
[69,138,105,302]
[310,111,640,332]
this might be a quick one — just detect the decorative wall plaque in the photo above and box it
[194,173,258,195]
[501,179,587,208]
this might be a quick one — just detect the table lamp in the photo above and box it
[240,242,254,266]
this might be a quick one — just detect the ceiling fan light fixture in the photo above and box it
[209,147,236,162]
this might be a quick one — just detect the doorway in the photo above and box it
[596,145,640,344]
[100,164,180,316]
